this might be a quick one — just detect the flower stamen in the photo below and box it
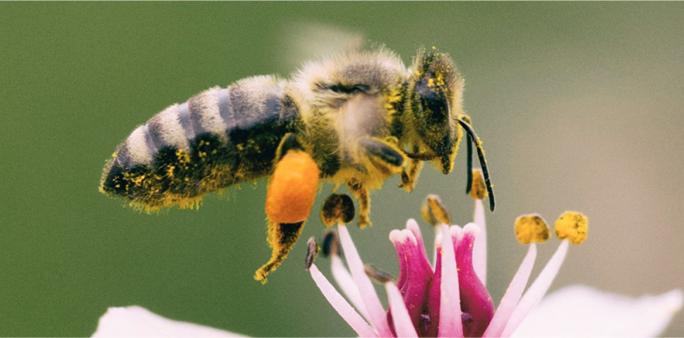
[469,169,488,200]
[555,211,589,244]
[421,194,451,226]
[514,213,550,244]
[364,264,393,284]
[322,230,340,257]
[305,237,319,270]
[321,193,355,227]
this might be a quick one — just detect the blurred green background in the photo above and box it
[1,2,683,336]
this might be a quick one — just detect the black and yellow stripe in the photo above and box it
[100,76,301,211]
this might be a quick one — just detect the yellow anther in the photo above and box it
[470,169,488,200]
[514,213,550,244]
[320,193,355,227]
[555,211,589,244]
[305,237,319,270]
[421,194,451,226]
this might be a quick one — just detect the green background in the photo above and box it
[1,3,683,336]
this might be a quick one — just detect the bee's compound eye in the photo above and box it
[417,79,448,123]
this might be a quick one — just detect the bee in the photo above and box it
[99,47,495,282]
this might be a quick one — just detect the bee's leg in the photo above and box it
[347,179,371,228]
[254,134,320,283]
[274,132,300,161]
[351,137,407,228]
[359,137,405,174]
[399,145,425,192]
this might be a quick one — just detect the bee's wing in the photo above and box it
[277,22,366,71]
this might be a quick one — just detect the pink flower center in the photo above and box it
[390,226,494,337]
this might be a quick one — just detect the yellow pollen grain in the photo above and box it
[470,169,488,200]
[421,194,451,226]
[427,78,435,88]
[555,211,589,244]
[514,213,550,244]
[166,165,175,178]
[176,149,190,165]
[435,73,445,87]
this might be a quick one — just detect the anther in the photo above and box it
[321,230,340,258]
[320,193,355,227]
[421,194,451,226]
[555,211,589,245]
[470,169,488,200]
[514,213,550,244]
[305,237,319,270]
[364,264,393,284]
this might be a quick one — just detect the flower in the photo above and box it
[306,174,682,337]
[90,175,682,337]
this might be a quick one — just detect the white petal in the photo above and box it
[309,264,376,337]
[473,199,487,285]
[331,255,370,320]
[438,224,463,337]
[386,282,419,337]
[512,285,683,338]
[337,224,393,336]
[483,244,537,338]
[501,240,569,337]
[92,306,244,338]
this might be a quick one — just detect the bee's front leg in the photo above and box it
[399,145,425,192]
[255,133,320,283]
[359,137,405,174]
[350,137,408,228]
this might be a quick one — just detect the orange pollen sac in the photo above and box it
[266,151,320,224]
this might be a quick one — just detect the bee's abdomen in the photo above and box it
[100,75,300,211]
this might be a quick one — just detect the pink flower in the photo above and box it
[307,195,682,337]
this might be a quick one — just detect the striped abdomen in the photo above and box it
[99,75,301,211]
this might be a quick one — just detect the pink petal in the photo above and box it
[500,240,569,337]
[473,199,487,285]
[309,264,376,337]
[331,255,370,320]
[337,224,393,337]
[482,244,538,338]
[390,230,409,292]
[425,241,443,337]
[389,228,433,330]
[386,282,419,337]
[457,224,495,337]
[437,224,464,337]
[406,219,430,267]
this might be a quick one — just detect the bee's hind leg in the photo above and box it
[254,133,320,283]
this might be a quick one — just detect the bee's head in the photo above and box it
[406,47,464,174]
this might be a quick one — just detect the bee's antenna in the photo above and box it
[457,119,495,211]
[465,133,474,194]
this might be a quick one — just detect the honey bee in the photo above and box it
[99,47,495,282]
